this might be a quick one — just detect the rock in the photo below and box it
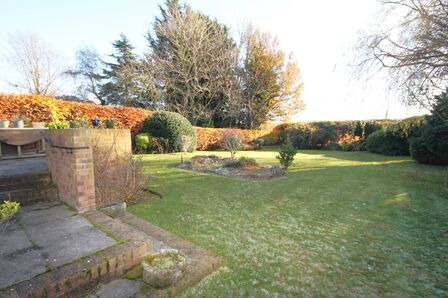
[101,201,126,218]
[270,165,285,176]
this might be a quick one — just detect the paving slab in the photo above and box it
[94,279,142,298]
[42,225,116,267]
[0,248,45,289]
[20,204,76,226]
[0,203,116,290]
[0,227,31,256]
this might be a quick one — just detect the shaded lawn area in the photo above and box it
[129,149,448,297]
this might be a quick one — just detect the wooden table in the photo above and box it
[0,128,47,159]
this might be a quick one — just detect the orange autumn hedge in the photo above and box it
[0,94,152,136]
[195,127,270,150]
[0,94,270,150]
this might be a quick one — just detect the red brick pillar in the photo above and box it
[46,129,96,213]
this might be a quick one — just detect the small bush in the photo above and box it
[339,135,364,151]
[410,90,448,165]
[46,120,70,129]
[252,138,264,149]
[238,157,258,168]
[276,138,297,172]
[366,129,410,156]
[94,151,150,205]
[144,111,197,153]
[410,125,448,165]
[220,130,243,158]
[135,133,152,153]
[1,201,20,234]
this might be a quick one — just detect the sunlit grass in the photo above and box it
[129,149,448,297]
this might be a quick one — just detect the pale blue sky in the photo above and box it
[0,0,425,121]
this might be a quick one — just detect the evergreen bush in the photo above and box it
[144,111,197,152]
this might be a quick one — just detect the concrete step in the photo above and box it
[0,173,52,190]
[0,185,59,206]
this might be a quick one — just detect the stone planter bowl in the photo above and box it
[142,249,187,288]
[0,120,9,128]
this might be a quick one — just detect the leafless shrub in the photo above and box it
[93,133,150,206]
[219,130,243,158]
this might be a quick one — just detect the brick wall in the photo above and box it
[45,129,131,213]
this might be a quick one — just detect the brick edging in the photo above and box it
[121,213,221,297]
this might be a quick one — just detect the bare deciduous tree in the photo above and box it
[149,1,241,125]
[355,0,448,120]
[2,33,66,96]
[65,47,105,104]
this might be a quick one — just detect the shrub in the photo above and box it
[219,130,243,158]
[238,156,258,168]
[366,117,426,156]
[366,129,409,156]
[69,117,88,128]
[93,146,150,205]
[144,111,197,153]
[339,135,364,151]
[252,138,264,149]
[1,201,20,234]
[46,120,70,129]
[410,90,448,165]
[276,138,297,172]
[410,125,448,165]
[135,133,152,153]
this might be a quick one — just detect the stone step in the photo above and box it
[0,172,52,190]
[0,185,59,206]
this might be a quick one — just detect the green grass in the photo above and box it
[128,150,448,297]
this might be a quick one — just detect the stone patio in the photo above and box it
[0,202,116,290]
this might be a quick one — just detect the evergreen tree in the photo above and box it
[101,34,158,108]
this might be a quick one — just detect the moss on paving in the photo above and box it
[123,264,143,281]
[129,150,448,297]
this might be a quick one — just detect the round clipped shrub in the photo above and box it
[410,124,448,165]
[135,133,152,153]
[144,111,197,152]
[366,129,409,156]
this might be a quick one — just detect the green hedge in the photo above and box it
[410,125,448,165]
[144,111,197,152]
[366,116,427,156]
[409,90,448,165]
[273,119,395,150]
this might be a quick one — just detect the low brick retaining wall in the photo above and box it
[45,129,131,213]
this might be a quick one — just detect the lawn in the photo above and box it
[128,149,448,297]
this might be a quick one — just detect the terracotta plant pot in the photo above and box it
[31,122,45,128]
[13,120,24,128]
[0,120,10,128]
[142,249,187,288]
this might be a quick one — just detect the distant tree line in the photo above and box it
[68,0,304,129]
